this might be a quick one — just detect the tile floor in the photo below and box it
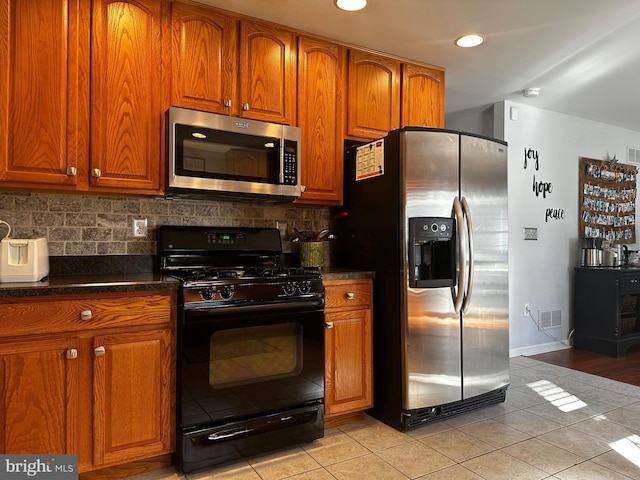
[126,356,640,480]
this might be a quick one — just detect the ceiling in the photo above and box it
[196,0,640,132]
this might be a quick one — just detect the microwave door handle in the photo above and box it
[278,138,285,184]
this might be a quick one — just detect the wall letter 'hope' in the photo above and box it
[532,175,553,198]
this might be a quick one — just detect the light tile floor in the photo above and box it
[125,356,640,480]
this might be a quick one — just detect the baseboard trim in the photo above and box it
[510,341,571,358]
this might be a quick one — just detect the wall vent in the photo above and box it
[538,309,562,330]
[627,146,640,164]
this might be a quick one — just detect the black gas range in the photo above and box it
[158,226,326,473]
[159,226,324,308]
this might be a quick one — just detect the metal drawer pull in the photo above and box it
[66,166,77,176]
[94,346,106,357]
[242,103,250,111]
[80,310,92,320]
[630,279,638,284]
[325,322,334,329]
[224,99,232,107]
[91,168,101,177]
[345,292,355,300]
[66,349,78,360]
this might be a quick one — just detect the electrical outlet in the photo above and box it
[524,303,531,316]
[132,218,147,238]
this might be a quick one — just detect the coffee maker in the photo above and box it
[580,237,603,267]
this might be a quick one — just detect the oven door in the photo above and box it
[177,301,325,471]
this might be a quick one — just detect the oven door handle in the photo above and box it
[196,405,321,444]
[183,298,325,315]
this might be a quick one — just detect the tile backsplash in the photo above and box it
[0,192,332,256]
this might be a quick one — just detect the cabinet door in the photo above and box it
[324,308,373,416]
[347,49,400,139]
[170,1,237,114]
[0,0,90,189]
[296,37,346,205]
[92,328,173,466]
[0,337,78,454]
[401,63,445,128]
[238,21,296,124]
[90,0,163,194]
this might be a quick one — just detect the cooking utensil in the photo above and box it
[317,229,330,240]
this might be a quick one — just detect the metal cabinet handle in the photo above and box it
[325,322,334,329]
[91,168,101,177]
[66,349,78,360]
[224,99,232,108]
[80,310,92,320]
[66,166,77,176]
[242,102,250,111]
[345,292,355,300]
[631,279,639,284]
[94,346,106,357]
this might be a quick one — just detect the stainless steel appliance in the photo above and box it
[336,128,509,430]
[580,237,603,267]
[158,226,325,472]
[167,107,302,202]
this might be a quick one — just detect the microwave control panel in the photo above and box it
[283,140,298,185]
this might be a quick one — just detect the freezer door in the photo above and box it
[460,134,509,399]
[402,130,463,409]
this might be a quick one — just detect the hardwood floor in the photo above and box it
[529,345,640,387]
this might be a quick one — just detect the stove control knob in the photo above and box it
[220,286,234,299]
[201,288,215,301]
[298,281,311,294]
[283,282,296,296]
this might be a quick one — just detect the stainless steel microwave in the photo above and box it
[167,107,302,202]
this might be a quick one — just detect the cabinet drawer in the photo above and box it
[324,280,372,311]
[0,291,173,338]
[620,275,640,294]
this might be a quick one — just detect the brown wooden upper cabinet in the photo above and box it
[0,0,90,190]
[347,50,401,140]
[90,0,164,194]
[296,37,346,205]
[0,0,164,195]
[239,22,296,125]
[401,63,445,128]
[170,1,296,125]
[169,1,237,114]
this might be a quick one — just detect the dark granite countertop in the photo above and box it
[0,255,373,299]
[316,268,375,281]
[0,273,180,299]
[0,255,175,299]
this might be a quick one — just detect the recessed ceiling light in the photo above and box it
[455,34,484,48]
[335,0,367,12]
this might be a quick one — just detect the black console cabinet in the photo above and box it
[574,267,640,357]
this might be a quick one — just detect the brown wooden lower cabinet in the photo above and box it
[323,278,373,426]
[0,290,175,475]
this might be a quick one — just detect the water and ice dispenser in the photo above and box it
[409,217,455,288]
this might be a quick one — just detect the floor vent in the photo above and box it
[628,146,640,164]
[538,309,562,330]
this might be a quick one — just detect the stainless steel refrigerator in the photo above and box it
[336,128,509,430]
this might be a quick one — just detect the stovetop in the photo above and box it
[171,266,310,285]
[158,225,324,307]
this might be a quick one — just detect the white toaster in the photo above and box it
[0,237,49,282]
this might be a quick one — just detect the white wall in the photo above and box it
[448,101,640,356]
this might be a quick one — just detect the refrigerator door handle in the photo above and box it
[451,197,466,314]
[461,196,474,314]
